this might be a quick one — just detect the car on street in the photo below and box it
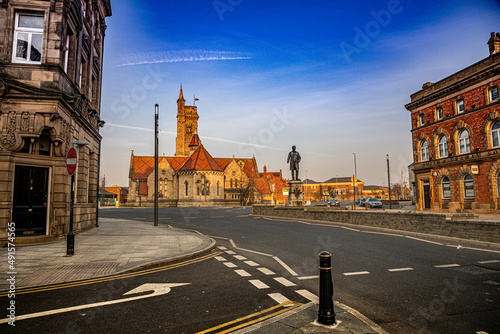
[365,198,383,208]
[356,197,368,206]
[327,198,340,207]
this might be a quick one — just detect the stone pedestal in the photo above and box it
[288,180,304,206]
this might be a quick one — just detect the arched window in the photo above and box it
[441,177,451,199]
[463,175,474,199]
[459,130,470,154]
[39,130,52,156]
[217,182,220,196]
[185,181,188,196]
[421,140,429,161]
[438,136,448,158]
[492,121,500,148]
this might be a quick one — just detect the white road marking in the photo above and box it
[274,277,296,287]
[229,239,274,257]
[225,250,236,255]
[298,275,319,280]
[477,260,500,264]
[295,289,319,303]
[343,271,370,276]
[268,293,291,305]
[214,256,226,262]
[0,283,189,324]
[234,255,247,260]
[244,260,260,267]
[387,267,414,272]
[235,269,252,277]
[249,279,269,289]
[218,246,227,250]
[405,236,443,245]
[257,267,275,275]
[364,231,402,237]
[223,262,238,268]
[273,256,298,276]
[476,331,489,334]
[263,217,274,221]
[340,226,360,232]
[434,264,460,268]
[298,221,311,225]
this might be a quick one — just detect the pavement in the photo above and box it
[0,216,386,333]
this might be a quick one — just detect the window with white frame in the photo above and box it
[441,177,451,199]
[463,175,474,199]
[437,107,443,121]
[459,130,470,154]
[490,86,499,103]
[456,99,465,114]
[492,121,500,148]
[438,136,448,158]
[421,140,429,161]
[12,13,44,64]
[419,114,425,126]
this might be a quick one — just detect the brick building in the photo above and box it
[0,0,111,243]
[405,32,500,212]
[302,176,364,202]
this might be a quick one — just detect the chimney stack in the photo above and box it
[488,32,500,56]
[263,165,267,173]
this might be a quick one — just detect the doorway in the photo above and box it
[12,165,49,236]
[422,181,431,209]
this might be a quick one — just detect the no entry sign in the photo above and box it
[66,147,77,176]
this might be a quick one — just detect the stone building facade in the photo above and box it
[0,0,111,244]
[128,87,281,207]
[405,32,500,213]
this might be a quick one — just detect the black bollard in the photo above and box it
[317,251,336,326]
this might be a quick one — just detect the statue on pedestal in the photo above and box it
[287,145,301,181]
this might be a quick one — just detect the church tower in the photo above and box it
[175,85,199,157]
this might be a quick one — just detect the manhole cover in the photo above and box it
[452,265,500,275]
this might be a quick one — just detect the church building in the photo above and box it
[128,86,284,207]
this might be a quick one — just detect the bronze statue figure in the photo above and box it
[287,145,301,181]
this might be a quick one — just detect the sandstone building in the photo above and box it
[406,32,500,212]
[0,0,112,243]
[128,87,285,207]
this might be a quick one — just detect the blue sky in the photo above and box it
[99,0,500,187]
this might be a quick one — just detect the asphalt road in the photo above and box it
[97,206,500,334]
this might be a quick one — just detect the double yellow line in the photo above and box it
[196,301,303,334]
[0,251,223,297]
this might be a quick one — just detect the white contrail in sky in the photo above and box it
[119,50,251,66]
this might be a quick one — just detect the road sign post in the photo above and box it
[66,147,77,255]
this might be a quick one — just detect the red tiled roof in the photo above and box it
[254,177,272,195]
[214,158,232,170]
[179,145,223,171]
[131,156,187,179]
[189,134,201,147]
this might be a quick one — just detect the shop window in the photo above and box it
[441,177,451,199]
[459,130,470,154]
[438,136,448,158]
[492,121,500,148]
[420,140,429,161]
[12,13,44,64]
[463,175,474,199]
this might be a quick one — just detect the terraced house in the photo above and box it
[406,32,500,213]
[0,0,112,244]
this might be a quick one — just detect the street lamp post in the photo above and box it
[353,153,357,209]
[387,154,392,210]
[154,104,159,227]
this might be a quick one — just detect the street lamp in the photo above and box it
[154,104,159,227]
[387,154,392,210]
[353,153,357,209]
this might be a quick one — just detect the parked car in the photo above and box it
[327,198,340,207]
[365,198,383,208]
[356,197,368,205]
